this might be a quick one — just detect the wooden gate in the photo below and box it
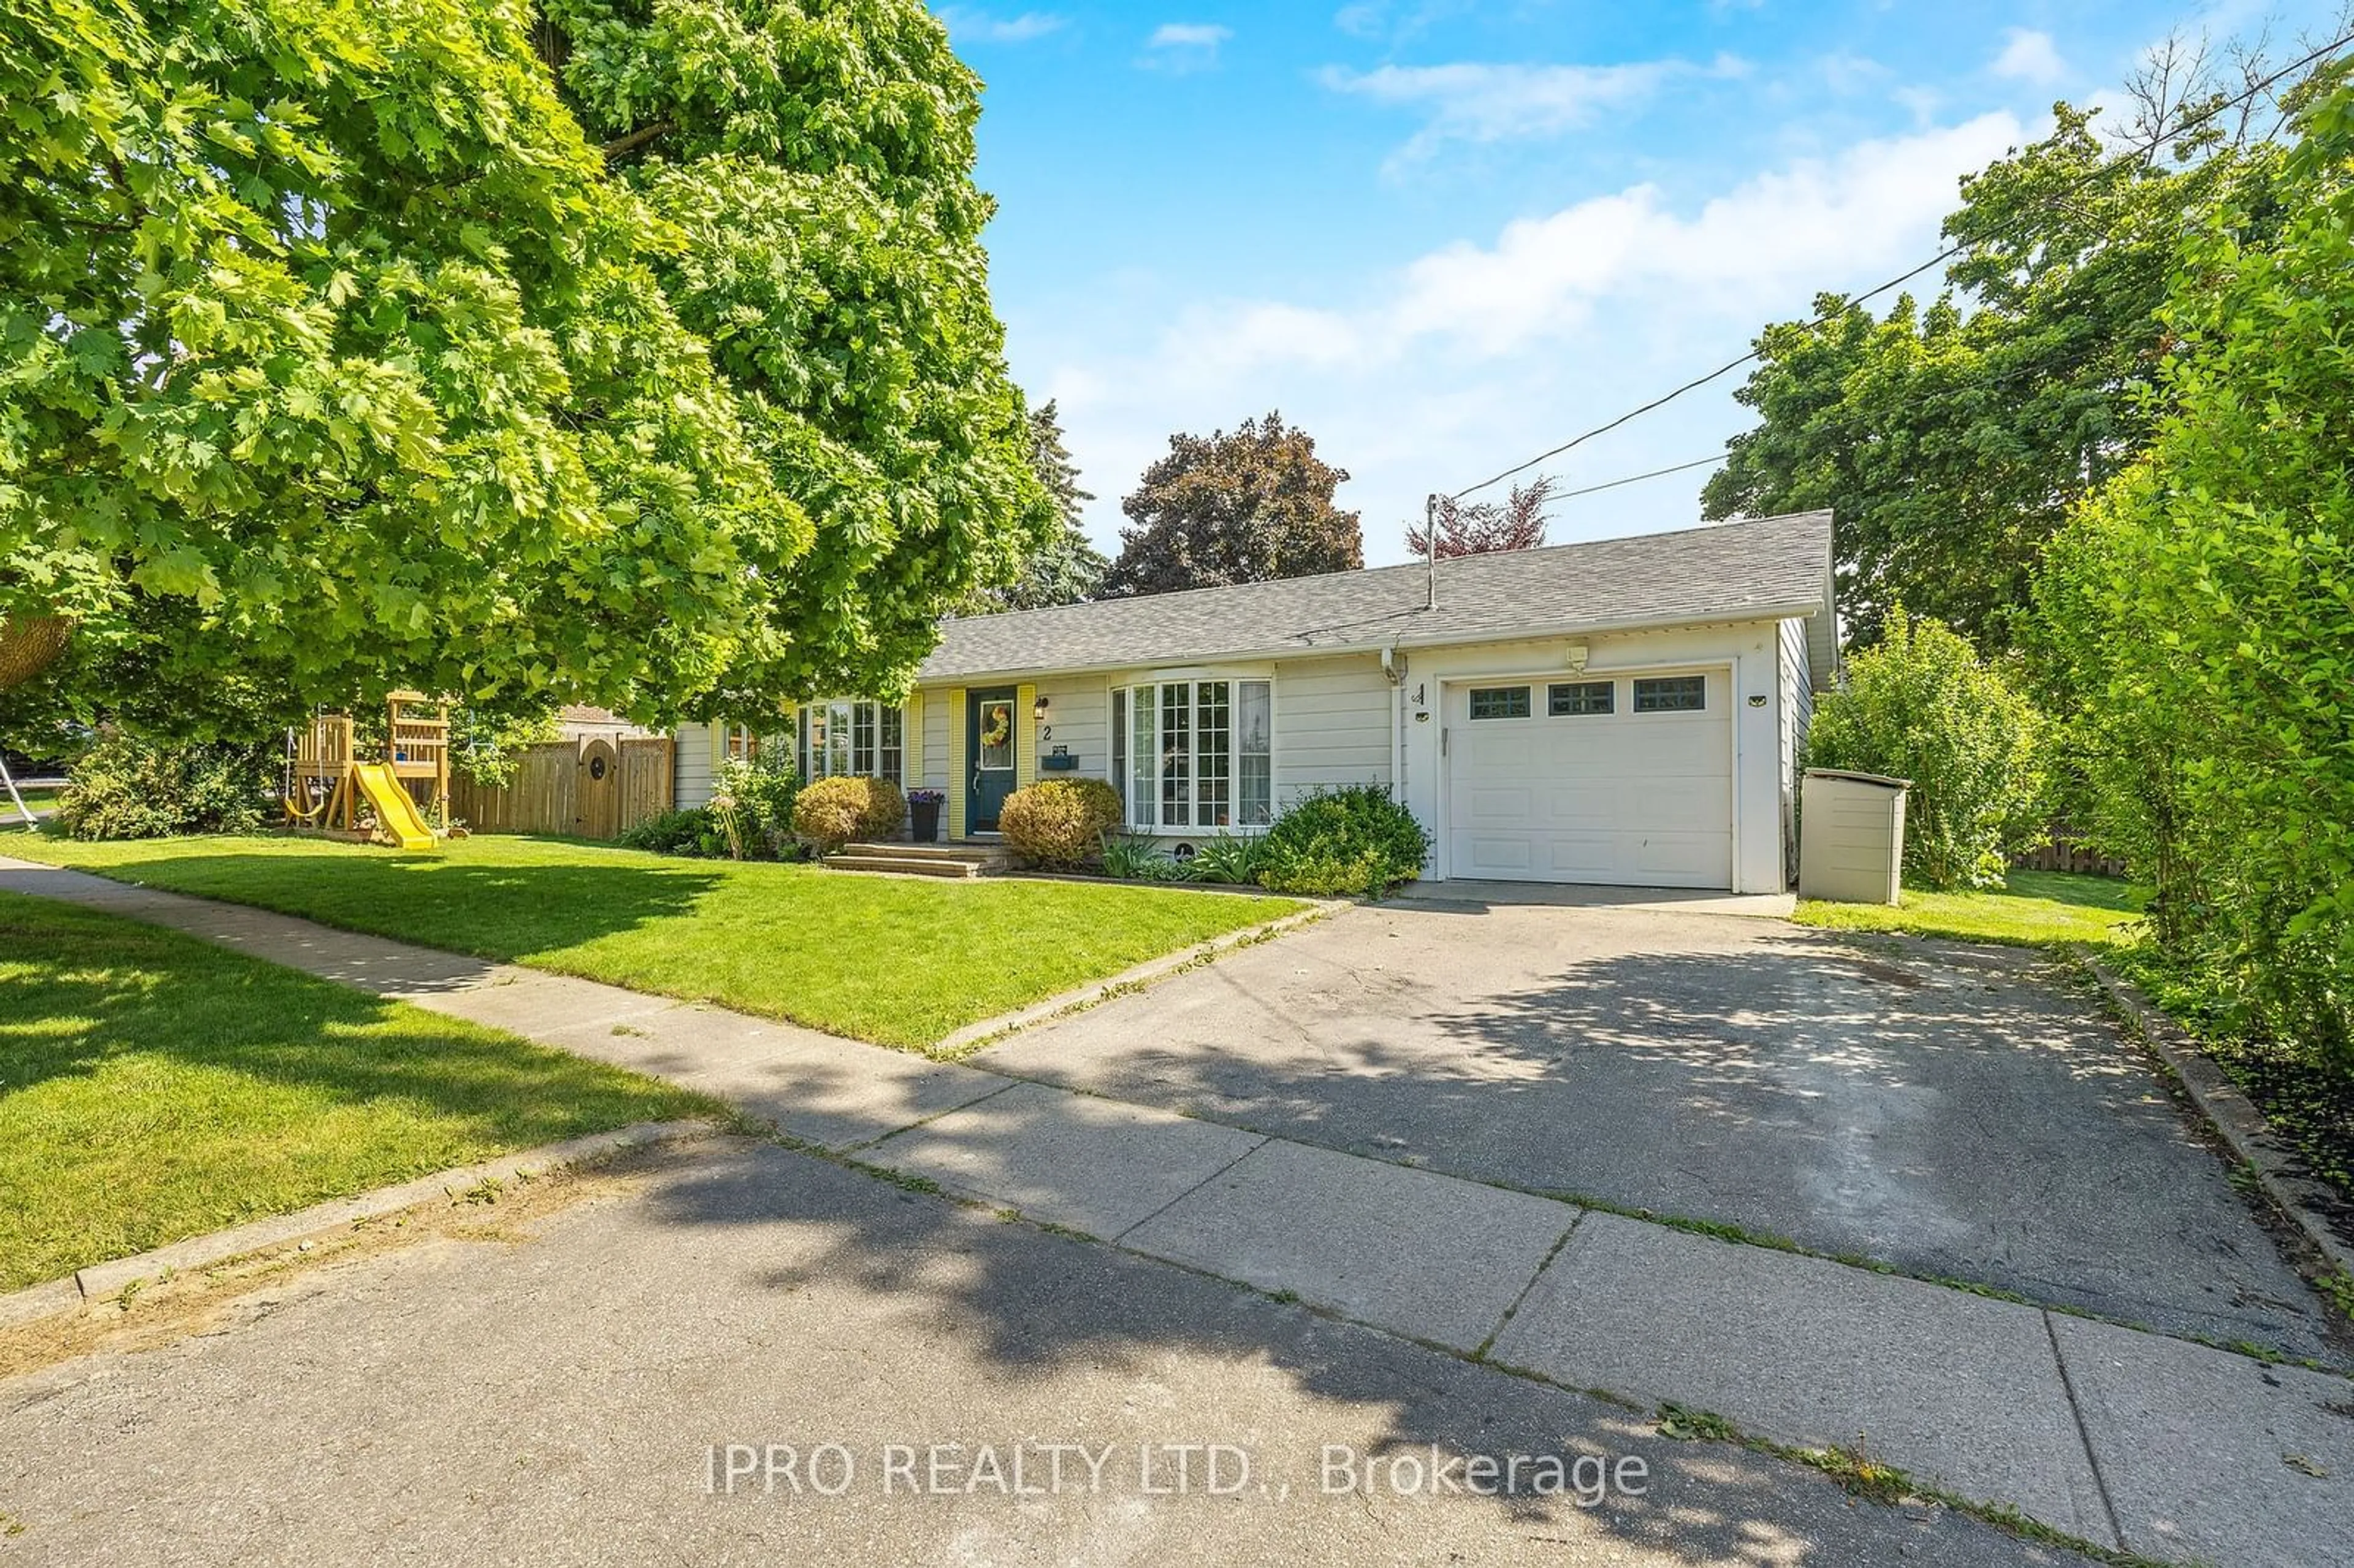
[449,736,674,840]
[619,737,674,830]
[577,738,621,840]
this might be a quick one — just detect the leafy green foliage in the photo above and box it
[714,750,801,859]
[791,774,904,853]
[1805,608,2046,891]
[1100,836,1189,881]
[2030,74,2354,1072]
[997,777,1120,867]
[1704,103,2282,650]
[1257,785,1431,899]
[0,0,1046,734]
[56,731,271,840]
[1102,411,1362,596]
[1187,832,1266,885]
[615,806,720,856]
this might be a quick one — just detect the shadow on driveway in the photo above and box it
[978,902,2349,1364]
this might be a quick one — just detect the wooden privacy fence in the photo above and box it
[2010,825,2130,878]
[451,737,674,840]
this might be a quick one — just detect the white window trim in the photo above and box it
[1107,675,1276,835]
[797,698,905,785]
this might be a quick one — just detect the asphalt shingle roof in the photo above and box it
[918,509,1834,683]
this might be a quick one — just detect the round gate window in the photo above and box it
[589,755,609,781]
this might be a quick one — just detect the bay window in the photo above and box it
[796,699,904,783]
[1113,679,1272,831]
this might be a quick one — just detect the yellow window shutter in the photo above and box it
[1015,683,1037,788]
[904,692,925,783]
[945,687,967,839]
[775,701,797,762]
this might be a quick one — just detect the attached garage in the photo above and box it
[1444,668,1734,889]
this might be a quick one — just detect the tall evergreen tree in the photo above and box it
[962,400,1107,612]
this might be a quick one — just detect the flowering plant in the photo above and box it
[907,788,946,805]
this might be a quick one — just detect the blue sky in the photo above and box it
[940,0,2342,566]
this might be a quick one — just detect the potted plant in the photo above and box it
[907,786,945,843]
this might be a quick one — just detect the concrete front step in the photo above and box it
[825,851,988,878]
[835,840,1010,869]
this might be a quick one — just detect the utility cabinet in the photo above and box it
[1799,768,1910,905]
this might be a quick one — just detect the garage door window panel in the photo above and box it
[1632,676,1707,714]
[1548,681,1615,717]
[1469,686,1532,720]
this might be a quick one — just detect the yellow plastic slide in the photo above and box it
[351,763,436,851]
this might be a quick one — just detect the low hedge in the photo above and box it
[1256,784,1431,898]
[792,775,905,854]
[999,777,1122,867]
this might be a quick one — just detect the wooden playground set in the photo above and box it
[283,692,451,852]
[0,607,673,844]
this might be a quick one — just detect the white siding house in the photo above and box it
[675,510,1837,892]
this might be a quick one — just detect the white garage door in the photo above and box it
[1446,670,1732,888]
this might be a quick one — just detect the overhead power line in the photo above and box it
[1445,28,2354,504]
[1545,452,1726,503]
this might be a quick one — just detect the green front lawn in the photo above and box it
[0,892,712,1292]
[1793,869,2147,948]
[17,834,1306,1049]
[5,786,56,819]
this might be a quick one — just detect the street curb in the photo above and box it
[930,902,1341,1058]
[2086,958,2354,1285]
[0,1120,712,1327]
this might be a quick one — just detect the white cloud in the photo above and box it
[1322,55,1749,164]
[938,7,1065,43]
[1141,21,1232,71]
[1028,113,2030,558]
[1990,28,2068,86]
[1330,0,1469,43]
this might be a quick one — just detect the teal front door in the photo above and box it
[966,687,1018,833]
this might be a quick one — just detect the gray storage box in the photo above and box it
[1799,768,1910,905]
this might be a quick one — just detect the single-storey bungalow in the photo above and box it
[675,509,1837,894]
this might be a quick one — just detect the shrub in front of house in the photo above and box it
[1805,606,2046,891]
[1100,835,1192,881]
[999,777,1122,867]
[1187,833,1265,885]
[58,731,272,840]
[617,807,717,856]
[793,775,906,854]
[715,751,801,858]
[1255,784,1431,898]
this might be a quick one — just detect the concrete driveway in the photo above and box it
[978,897,2347,1363]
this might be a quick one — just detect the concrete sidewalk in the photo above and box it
[6,856,2350,1566]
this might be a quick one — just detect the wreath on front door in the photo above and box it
[979,706,1011,751]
